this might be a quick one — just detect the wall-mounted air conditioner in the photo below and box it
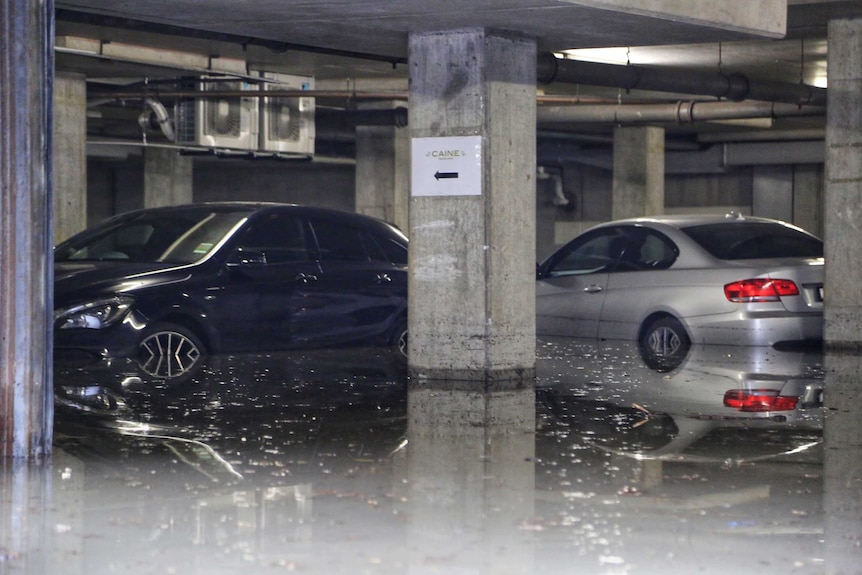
[258,72,315,157]
[174,78,257,150]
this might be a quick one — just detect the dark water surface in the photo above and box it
[3,338,859,574]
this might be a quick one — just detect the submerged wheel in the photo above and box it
[392,319,408,359]
[137,322,205,380]
[639,316,690,371]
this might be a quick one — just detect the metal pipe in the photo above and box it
[537,52,826,107]
[537,100,825,125]
[88,89,410,101]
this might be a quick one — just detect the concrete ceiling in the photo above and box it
[53,1,795,59]
[53,0,862,156]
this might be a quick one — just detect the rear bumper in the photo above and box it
[686,311,823,347]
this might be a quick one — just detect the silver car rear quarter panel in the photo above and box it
[538,261,824,346]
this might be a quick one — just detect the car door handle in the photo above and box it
[295,272,318,284]
[584,284,603,293]
[375,273,392,284]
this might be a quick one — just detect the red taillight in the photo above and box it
[724,278,800,302]
[723,389,799,412]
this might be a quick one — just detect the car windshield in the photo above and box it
[55,210,251,264]
[681,221,824,260]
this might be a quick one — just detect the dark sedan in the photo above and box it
[54,202,408,380]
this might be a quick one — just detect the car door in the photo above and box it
[297,217,407,346]
[536,229,618,339]
[598,227,680,340]
[212,211,323,351]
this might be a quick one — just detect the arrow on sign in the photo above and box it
[434,171,459,180]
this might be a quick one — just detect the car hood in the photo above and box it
[54,261,194,303]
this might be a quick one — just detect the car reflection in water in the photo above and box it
[54,346,409,484]
[536,336,824,463]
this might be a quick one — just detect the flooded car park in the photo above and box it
[3,339,860,574]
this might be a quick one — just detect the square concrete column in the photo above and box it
[793,166,823,238]
[407,384,535,571]
[408,29,536,381]
[144,147,193,207]
[824,18,862,348]
[53,72,88,242]
[612,125,665,219]
[355,102,410,232]
[752,165,793,222]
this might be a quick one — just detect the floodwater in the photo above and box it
[3,337,861,574]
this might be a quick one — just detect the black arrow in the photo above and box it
[434,171,459,180]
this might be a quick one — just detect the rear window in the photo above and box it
[681,222,823,260]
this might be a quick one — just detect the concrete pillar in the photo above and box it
[824,18,862,347]
[355,102,410,232]
[822,350,862,574]
[143,147,193,207]
[752,165,793,222]
[793,165,823,237]
[612,126,665,219]
[407,384,535,573]
[408,29,536,381]
[53,72,88,242]
[0,0,53,458]
[0,459,54,571]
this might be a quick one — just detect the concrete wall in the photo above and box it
[85,156,354,227]
[85,153,822,255]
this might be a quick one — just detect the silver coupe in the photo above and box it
[536,213,824,361]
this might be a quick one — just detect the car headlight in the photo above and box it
[54,297,134,330]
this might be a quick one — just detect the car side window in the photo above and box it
[363,232,408,265]
[638,231,678,270]
[309,219,369,262]
[543,227,678,277]
[236,213,310,264]
[544,230,618,276]
[606,227,679,272]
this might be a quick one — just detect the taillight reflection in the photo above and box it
[724,278,800,302]
[723,389,799,412]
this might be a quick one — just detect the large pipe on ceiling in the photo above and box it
[536,100,824,125]
[536,53,826,107]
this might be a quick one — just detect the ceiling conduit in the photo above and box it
[536,52,827,107]
[536,100,825,125]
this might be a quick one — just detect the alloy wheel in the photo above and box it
[646,325,683,357]
[138,329,202,379]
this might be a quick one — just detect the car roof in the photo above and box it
[607,213,786,228]
[101,202,408,241]
[593,212,821,238]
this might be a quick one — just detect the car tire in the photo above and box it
[136,322,206,381]
[392,318,408,359]
[639,316,690,371]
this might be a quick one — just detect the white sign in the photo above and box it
[411,136,482,197]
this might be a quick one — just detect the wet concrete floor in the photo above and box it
[3,337,861,574]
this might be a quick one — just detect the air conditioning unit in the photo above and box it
[258,72,315,156]
[174,79,257,150]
